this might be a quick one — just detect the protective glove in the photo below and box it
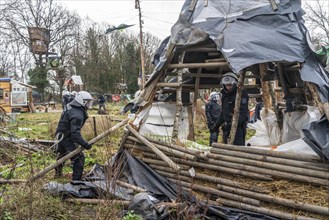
[83,143,93,150]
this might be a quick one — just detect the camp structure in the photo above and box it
[126,0,329,148]
[38,1,329,219]
[64,75,84,92]
[0,78,35,114]
[116,0,329,219]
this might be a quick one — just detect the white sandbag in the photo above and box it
[275,138,319,156]
[246,120,271,146]
[281,106,321,143]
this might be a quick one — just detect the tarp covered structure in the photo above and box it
[148,0,329,102]
[130,0,329,149]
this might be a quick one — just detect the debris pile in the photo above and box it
[122,128,329,219]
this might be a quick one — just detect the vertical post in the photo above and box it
[172,52,185,142]
[93,116,97,137]
[268,81,283,130]
[228,71,246,145]
[135,0,145,89]
[306,82,329,120]
[259,63,272,113]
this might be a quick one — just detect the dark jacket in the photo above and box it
[98,95,105,104]
[205,100,221,129]
[56,101,89,148]
[215,87,249,128]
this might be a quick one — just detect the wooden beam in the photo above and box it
[229,70,246,145]
[259,63,272,111]
[172,52,185,141]
[126,125,181,171]
[168,62,228,69]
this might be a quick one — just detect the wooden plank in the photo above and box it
[228,70,246,145]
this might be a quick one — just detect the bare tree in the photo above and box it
[1,0,80,97]
[303,0,329,47]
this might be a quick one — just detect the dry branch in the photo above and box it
[65,198,129,206]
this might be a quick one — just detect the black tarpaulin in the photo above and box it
[302,116,329,161]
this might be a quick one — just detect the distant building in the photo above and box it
[65,75,84,92]
[0,78,35,113]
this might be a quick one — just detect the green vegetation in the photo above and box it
[0,103,257,219]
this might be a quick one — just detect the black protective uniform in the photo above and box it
[205,99,221,146]
[215,87,249,146]
[55,101,91,180]
[62,94,70,110]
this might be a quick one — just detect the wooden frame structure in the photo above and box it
[137,40,329,144]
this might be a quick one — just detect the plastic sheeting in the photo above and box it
[302,116,329,160]
[275,138,319,156]
[44,150,279,219]
[139,102,190,140]
[281,106,321,143]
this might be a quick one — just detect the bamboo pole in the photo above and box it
[163,155,273,181]
[115,180,146,192]
[217,184,329,216]
[207,158,328,186]
[142,151,272,180]
[149,163,268,193]
[229,70,246,144]
[65,198,129,206]
[207,151,329,179]
[140,156,190,170]
[206,157,328,186]
[127,136,196,160]
[210,148,329,172]
[126,125,180,171]
[144,136,208,160]
[166,177,261,207]
[27,118,129,183]
[216,198,316,220]
[212,143,323,162]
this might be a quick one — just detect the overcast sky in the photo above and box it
[59,0,185,39]
[59,0,329,40]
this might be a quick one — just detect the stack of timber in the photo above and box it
[123,129,329,220]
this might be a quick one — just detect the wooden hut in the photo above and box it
[126,0,329,146]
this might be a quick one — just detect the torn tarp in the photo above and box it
[302,116,329,161]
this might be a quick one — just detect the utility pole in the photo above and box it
[135,0,145,89]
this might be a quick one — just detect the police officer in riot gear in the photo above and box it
[206,91,221,146]
[215,72,249,146]
[55,91,94,180]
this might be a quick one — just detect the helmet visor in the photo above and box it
[221,76,236,85]
[84,100,94,109]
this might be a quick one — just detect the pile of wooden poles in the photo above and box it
[123,125,329,219]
